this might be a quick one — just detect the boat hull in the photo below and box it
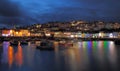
[36,46,54,50]
[114,40,120,45]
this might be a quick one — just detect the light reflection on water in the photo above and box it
[1,42,9,64]
[1,41,23,70]
[0,41,119,71]
[8,45,14,68]
[15,45,23,67]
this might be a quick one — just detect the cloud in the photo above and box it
[0,0,22,17]
[31,0,120,22]
[0,0,120,28]
[0,0,31,27]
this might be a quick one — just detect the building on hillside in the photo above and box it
[2,29,30,37]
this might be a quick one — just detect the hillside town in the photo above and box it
[0,20,120,38]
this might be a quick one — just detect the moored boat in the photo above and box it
[114,40,120,45]
[10,41,28,46]
[20,41,28,45]
[10,41,19,46]
[36,40,54,50]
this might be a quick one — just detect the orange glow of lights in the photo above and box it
[28,33,30,36]
[8,46,14,68]
[16,32,18,34]
[15,45,23,67]
[19,32,22,36]
[10,30,13,33]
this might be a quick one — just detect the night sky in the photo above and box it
[0,0,120,27]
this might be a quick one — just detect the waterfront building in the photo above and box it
[12,29,30,37]
[2,29,11,36]
[2,29,30,37]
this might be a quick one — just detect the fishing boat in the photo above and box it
[20,41,28,45]
[10,41,19,46]
[10,40,28,46]
[114,40,120,45]
[36,40,54,50]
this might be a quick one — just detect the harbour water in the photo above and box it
[0,41,120,71]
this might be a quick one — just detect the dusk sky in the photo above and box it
[0,0,120,27]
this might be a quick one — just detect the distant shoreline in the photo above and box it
[0,36,119,42]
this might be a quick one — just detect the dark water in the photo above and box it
[0,41,120,71]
